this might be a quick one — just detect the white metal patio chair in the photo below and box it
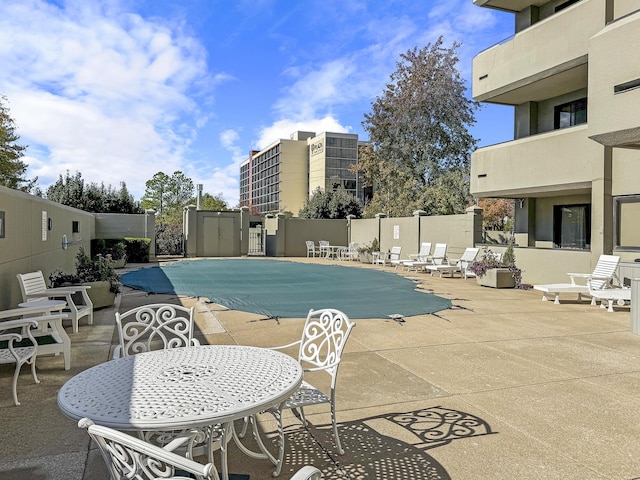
[258,308,355,477]
[318,240,330,258]
[0,318,40,406]
[533,254,621,304]
[17,270,93,334]
[339,242,359,261]
[79,417,219,480]
[305,241,319,258]
[80,417,322,480]
[113,303,199,358]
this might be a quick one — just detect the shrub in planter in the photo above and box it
[50,247,121,295]
[470,243,523,289]
[357,237,379,263]
[92,239,127,268]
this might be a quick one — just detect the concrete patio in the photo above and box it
[1,256,639,479]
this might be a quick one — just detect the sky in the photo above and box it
[0,0,515,206]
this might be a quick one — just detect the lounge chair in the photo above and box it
[17,271,93,334]
[382,246,402,267]
[533,254,621,304]
[404,243,447,272]
[589,287,631,313]
[425,247,479,278]
[400,242,431,270]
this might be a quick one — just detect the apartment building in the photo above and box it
[470,0,640,284]
[239,131,362,215]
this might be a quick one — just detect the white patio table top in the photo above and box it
[57,345,303,431]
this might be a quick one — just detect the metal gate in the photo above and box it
[248,226,265,255]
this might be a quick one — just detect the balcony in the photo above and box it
[472,0,604,105]
[470,125,602,197]
[588,10,640,148]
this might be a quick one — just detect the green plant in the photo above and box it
[50,247,121,294]
[357,237,379,254]
[470,243,524,289]
[92,239,127,262]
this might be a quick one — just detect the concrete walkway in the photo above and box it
[1,257,639,479]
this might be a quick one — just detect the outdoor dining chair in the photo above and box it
[80,417,322,480]
[113,303,199,358]
[259,308,355,477]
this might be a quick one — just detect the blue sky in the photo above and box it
[0,0,514,206]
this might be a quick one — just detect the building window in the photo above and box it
[554,98,587,129]
[0,211,4,238]
[614,195,640,250]
[72,221,80,233]
[553,204,590,249]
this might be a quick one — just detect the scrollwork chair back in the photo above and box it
[114,304,199,358]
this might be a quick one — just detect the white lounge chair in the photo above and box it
[17,271,93,334]
[533,254,620,305]
[425,247,480,279]
[404,243,447,272]
[589,287,631,313]
[389,246,403,268]
[400,242,431,270]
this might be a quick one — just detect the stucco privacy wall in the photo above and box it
[93,212,156,259]
[264,216,348,257]
[0,185,95,310]
[264,207,483,261]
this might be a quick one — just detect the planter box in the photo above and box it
[476,268,515,289]
[110,258,127,269]
[83,281,116,309]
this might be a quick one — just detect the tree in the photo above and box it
[197,192,228,211]
[299,187,363,219]
[360,37,479,216]
[478,198,515,230]
[141,171,194,223]
[46,171,143,213]
[0,94,36,192]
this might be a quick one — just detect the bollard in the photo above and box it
[632,278,640,335]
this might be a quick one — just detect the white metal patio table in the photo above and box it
[57,345,303,479]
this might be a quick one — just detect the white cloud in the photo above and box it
[0,0,210,198]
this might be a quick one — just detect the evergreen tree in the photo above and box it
[0,94,36,192]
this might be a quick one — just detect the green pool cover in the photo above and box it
[121,259,452,319]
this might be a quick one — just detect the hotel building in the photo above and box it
[471,0,640,283]
[239,131,363,216]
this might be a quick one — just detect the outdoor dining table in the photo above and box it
[323,245,346,259]
[57,344,303,479]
